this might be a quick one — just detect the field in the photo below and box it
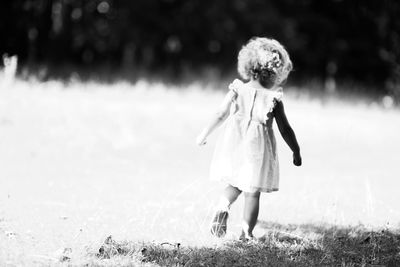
[0,76,400,266]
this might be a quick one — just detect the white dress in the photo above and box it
[210,79,283,193]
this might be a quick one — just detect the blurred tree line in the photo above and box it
[1,0,399,94]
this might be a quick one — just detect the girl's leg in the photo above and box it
[216,185,242,211]
[211,185,242,237]
[223,185,242,205]
[242,191,261,237]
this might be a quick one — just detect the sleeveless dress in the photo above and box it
[209,79,283,193]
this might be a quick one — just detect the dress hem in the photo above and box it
[214,179,279,193]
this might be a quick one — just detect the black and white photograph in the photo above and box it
[1,0,400,266]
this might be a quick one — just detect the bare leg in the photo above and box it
[211,185,242,237]
[215,185,242,211]
[223,185,242,205]
[242,191,260,237]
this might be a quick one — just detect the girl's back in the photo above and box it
[228,79,283,128]
[210,79,282,193]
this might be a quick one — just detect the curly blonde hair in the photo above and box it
[237,37,293,85]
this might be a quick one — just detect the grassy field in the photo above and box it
[0,76,400,266]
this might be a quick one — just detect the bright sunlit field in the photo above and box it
[1,77,400,265]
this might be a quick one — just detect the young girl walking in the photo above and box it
[196,37,302,240]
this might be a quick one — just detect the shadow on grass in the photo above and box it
[89,222,400,267]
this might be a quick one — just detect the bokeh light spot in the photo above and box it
[165,36,182,53]
[28,28,38,41]
[382,95,394,109]
[97,1,110,14]
[71,8,82,21]
[208,40,221,53]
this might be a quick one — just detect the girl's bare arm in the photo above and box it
[273,101,302,166]
[196,91,236,145]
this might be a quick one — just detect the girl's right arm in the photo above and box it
[196,90,236,145]
[274,101,302,166]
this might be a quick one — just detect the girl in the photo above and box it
[196,37,302,240]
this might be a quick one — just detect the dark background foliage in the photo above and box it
[1,0,399,92]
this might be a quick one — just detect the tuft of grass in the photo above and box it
[79,223,400,266]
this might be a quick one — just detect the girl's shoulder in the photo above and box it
[271,86,283,102]
[228,79,245,94]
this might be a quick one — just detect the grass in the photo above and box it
[0,72,400,266]
[79,223,400,266]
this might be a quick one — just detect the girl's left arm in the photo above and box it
[274,101,302,166]
[196,91,236,145]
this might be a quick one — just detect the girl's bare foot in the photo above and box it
[239,230,257,242]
